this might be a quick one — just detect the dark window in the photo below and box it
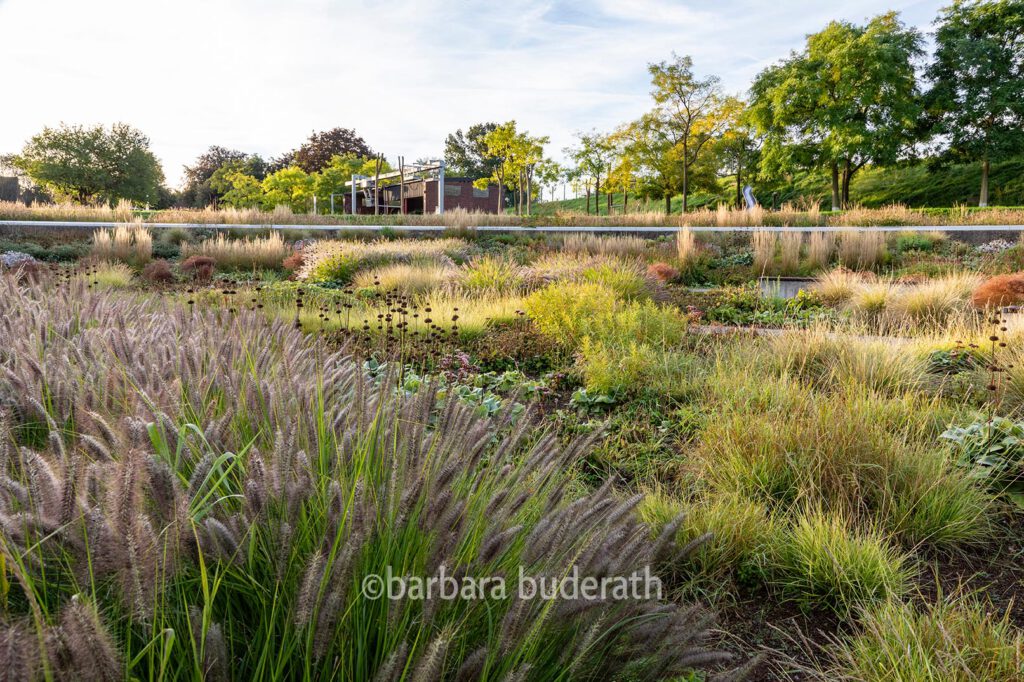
[444,185,462,197]
[472,186,490,198]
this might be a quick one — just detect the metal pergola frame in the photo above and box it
[343,160,446,215]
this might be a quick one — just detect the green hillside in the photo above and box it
[536,157,1024,215]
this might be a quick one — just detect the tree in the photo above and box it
[473,121,549,215]
[714,111,762,208]
[275,128,373,173]
[926,0,1024,207]
[749,13,924,209]
[647,55,737,212]
[444,123,501,177]
[11,122,164,205]
[261,166,315,212]
[564,132,615,215]
[209,162,263,209]
[182,146,267,207]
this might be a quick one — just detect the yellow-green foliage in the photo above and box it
[182,231,290,270]
[459,255,526,293]
[524,282,621,345]
[337,292,524,338]
[83,261,134,289]
[91,223,152,264]
[579,260,652,300]
[526,281,688,395]
[696,365,989,549]
[579,338,695,397]
[526,282,686,348]
[835,597,1024,681]
[352,262,456,294]
[299,238,471,282]
[768,509,912,614]
[639,490,776,584]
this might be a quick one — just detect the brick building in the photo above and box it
[342,162,504,215]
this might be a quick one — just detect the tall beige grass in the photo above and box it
[563,233,650,257]
[807,232,835,270]
[181,231,290,269]
[839,230,887,270]
[752,230,777,273]
[91,223,152,264]
[779,232,803,274]
[676,227,697,265]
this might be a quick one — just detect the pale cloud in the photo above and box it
[0,0,944,187]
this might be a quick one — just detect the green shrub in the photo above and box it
[834,597,1024,681]
[768,510,912,614]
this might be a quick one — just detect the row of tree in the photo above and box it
[4,1,1020,213]
[559,1,1023,212]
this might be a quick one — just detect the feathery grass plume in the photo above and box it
[60,595,123,682]
[458,255,527,293]
[806,231,835,270]
[676,226,697,266]
[297,237,471,282]
[812,267,864,304]
[352,262,456,294]
[0,276,743,680]
[563,233,649,258]
[751,230,776,274]
[839,229,887,271]
[181,231,290,270]
[91,222,152,265]
[779,231,802,275]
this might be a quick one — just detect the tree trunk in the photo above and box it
[682,158,689,213]
[526,169,532,217]
[830,163,840,212]
[497,176,503,214]
[841,160,852,209]
[595,175,600,216]
[665,193,671,214]
[980,158,990,207]
[585,188,590,215]
[624,191,629,214]
[736,160,743,209]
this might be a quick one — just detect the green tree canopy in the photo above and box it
[11,122,165,205]
[749,12,923,209]
[274,127,373,173]
[183,146,267,207]
[926,0,1024,206]
[473,121,550,215]
[261,166,315,212]
[444,123,501,178]
[647,54,738,212]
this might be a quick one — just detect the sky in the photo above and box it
[0,0,946,188]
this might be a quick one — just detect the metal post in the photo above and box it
[437,160,445,214]
[313,196,317,215]
[330,193,335,214]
